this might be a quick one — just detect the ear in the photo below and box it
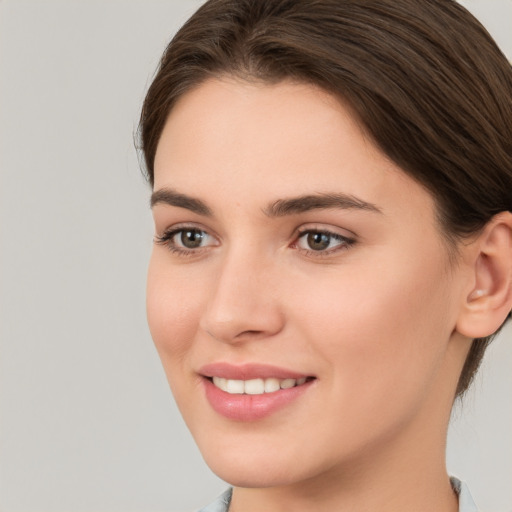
[456,212,512,339]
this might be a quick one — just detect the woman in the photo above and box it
[139,1,512,510]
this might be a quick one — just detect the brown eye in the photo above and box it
[306,232,331,251]
[155,226,218,254]
[295,230,353,254]
[178,229,206,249]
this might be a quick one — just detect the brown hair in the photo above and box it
[139,0,512,397]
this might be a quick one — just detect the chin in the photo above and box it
[195,429,336,490]
[205,455,310,489]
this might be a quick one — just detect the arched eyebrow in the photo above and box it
[150,188,212,216]
[150,188,382,217]
[264,193,382,217]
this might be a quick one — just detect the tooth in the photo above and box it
[244,378,265,395]
[264,378,280,393]
[226,379,245,394]
[212,376,228,391]
[280,378,296,389]
[212,376,308,394]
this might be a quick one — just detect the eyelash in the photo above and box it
[154,226,356,258]
[294,228,356,257]
[154,226,215,257]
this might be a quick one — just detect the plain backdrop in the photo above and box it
[0,1,511,511]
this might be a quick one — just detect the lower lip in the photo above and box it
[203,378,314,421]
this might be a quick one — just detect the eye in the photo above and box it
[155,226,218,254]
[175,229,209,249]
[295,229,354,254]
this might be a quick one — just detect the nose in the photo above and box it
[199,249,285,344]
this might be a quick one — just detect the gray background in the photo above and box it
[0,1,511,511]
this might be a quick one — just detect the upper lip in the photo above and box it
[199,362,313,380]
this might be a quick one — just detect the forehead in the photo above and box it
[153,78,436,226]
[155,77,371,170]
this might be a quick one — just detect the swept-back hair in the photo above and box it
[139,0,512,396]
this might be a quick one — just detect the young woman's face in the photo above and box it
[148,79,470,488]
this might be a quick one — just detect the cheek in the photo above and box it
[287,245,455,411]
[146,252,204,375]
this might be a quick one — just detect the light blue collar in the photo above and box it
[199,478,478,512]
[451,476,479,512]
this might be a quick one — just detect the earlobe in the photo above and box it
[456,212,512,339]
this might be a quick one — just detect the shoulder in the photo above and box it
[197,488,232,512]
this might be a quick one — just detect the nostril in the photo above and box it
[238,330,263,336]
[232,329,270,342]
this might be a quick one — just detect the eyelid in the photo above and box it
[293,222,357,240]
[155,221,219,240]
[291,224,357,257]
[154,223,220,255]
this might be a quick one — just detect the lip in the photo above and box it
[199,362,315,421]
[199,362,311,380]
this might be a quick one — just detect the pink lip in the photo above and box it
[199,362,311,380]
[199,362,315,422]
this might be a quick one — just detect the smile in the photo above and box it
[200,363,316,421]
[211,376,310,395]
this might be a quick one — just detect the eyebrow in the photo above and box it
[150,188,382,217]
[150,188,213,216]
[264,193,382,217]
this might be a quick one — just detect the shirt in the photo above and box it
[197,477,478,512]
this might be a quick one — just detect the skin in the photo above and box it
[147,78,479,512]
